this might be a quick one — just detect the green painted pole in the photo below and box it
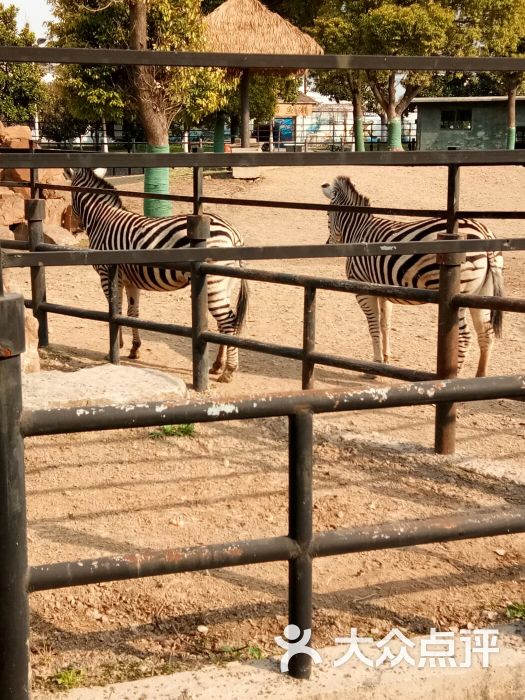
[144,144,172,217]
[214,112,225,153]
[354,117,365,152]
[387,117,403,151]
[506,126,516,150]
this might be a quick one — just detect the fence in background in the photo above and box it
[1,46,525,698]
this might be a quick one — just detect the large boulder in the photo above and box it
[0,230,40,374]
[0,123,32,149]
[0,187,25,226]
[12,222,78,247]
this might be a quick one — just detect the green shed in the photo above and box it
[414,96,525,150]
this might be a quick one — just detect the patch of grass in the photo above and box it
[149,423,196,439]
[506,602,525,619]
[53,667,83,689]
[217,644,264,662]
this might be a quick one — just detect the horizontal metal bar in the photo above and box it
[28,505,525,591]
[4,150,525,170]
[0,239,30,251]
[29,536,299,592]
[459,210,525,220]
[308,350,436,382]
[312,506,525,558]
[5,238,523,268]
[40,302,109,323]
[21,375,525,437]
[200,264,440,302]
[38,181,194,205]
[202,331,303,361]
[5,46,525,72]
[451,293,525,313]
[113,314,192,338]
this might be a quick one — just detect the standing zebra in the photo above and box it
[322,176,504,376]
[65,168,248,383]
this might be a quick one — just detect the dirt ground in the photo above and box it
[23,164,524,694]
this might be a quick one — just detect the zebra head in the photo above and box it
[63,168,122,219]
[322,176,371,244]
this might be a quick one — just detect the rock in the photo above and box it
[61,204,83,233]
[0,190,25,226]
[22,364,188,411]
[0,123,32,148]
[2,270,40,374]
[13,222,78,247]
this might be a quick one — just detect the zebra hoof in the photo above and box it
[209,364,224,375]
[216,370,234,383]
[128,350,140,360]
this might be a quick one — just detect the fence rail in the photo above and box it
[1,46,525,698]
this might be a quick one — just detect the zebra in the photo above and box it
[65,167,249,383]
[321,175,504,377]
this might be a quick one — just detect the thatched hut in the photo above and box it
[204,0,323,147]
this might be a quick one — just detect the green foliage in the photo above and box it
[149,423,196,439]
[38,81,90,142]
[53,667,83,689]
[506,602,525,619]
[0,4,44,125]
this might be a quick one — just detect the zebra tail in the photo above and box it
[488,253,504,339]
[233,274,249,334]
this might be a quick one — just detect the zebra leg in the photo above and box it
[469,307,494,377]
[457,307,472,374]
[207,275,238,383]
[125,284,142,360]
[356,295,383,365]
[379,298,393,363]
[210,345,226,375]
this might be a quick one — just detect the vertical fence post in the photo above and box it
[108,265,120,365]
[0,290,30,699]
[288,409,314,679]
[435,164,464,455]
[189,165,210,391]
[25,197,49,347]
[302,284,316,390]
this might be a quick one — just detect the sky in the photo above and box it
[11,0,54,40]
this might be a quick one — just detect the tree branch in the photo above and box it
[366,71,388,113]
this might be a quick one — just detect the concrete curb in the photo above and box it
[48,624,524,700]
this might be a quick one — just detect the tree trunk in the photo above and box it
[351,90,365,152]
[129,0,172,217]
[214,111,225,153]
[386,73,402,151]
[507,74,519,150]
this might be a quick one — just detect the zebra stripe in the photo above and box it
[322,176,504,377]
[66,168,248,384]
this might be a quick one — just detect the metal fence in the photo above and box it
[1,46,525,698]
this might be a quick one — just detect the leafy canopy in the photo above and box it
[0,3,44,125]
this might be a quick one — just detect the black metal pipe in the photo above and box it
[451,293,525,313]
[288,411,314,680]
[108,265,120,365]
[113,314,193,338]
[308,350,436,382]
[240,70,250,148]
[26,199,49,347]
[199,263,440,303]
[302,286,316,390]
[0,293,30,699]
[188,213,210,391]
[0,239,30,251]
[312,506,525,558]
[435,166,462,455]
[29,536,299,592]
[20,375,525,438]
[3,238,523,269]
[39,302,109,323]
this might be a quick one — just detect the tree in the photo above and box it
[314,1,462,150]
[463,0,525,149]
[38,81,90,144]
[50,0,234,215]
[0,4,43,125]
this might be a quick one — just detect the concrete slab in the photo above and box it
[46,625,525,700]
[22,363,187,411]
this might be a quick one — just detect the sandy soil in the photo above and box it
[23,164,524,693]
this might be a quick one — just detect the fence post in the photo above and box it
[189,165,210,391]
[435,164,464,455]
[108,265,120,365]
[302,284,316,390]
[288,409,314,679]
[0,290,30,699]
[25,197,49,347]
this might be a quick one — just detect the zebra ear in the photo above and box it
[63,168,74,180]
[93,167,107,179]
[321,182,334,199]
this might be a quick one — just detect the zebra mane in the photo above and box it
[88,169,123,209]
[332,176,371,208]
[71,168,123,209]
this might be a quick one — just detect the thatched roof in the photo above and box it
[204,0,323,55]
